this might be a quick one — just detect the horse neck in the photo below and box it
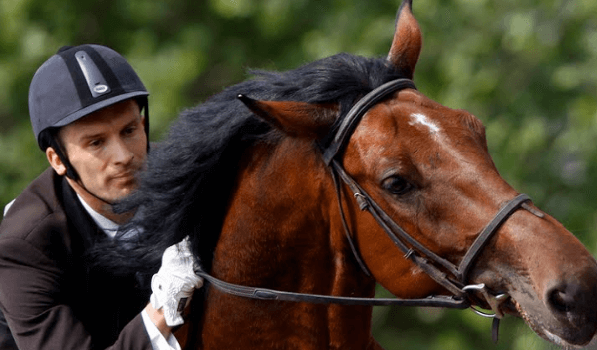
[198,139,378,349]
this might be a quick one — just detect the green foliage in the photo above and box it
[1,0,596,348]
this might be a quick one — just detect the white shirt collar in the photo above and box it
[76,194,119,238]
[3,199,16,217]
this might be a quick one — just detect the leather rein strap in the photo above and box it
[196,78,541,315]
[195,269,467,308]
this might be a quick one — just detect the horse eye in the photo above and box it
[382,176,412,196]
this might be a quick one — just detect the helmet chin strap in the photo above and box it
[71,176,115,207]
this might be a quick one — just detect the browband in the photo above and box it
[321,78,416,165]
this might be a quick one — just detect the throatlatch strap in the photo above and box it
[330,168,372,277]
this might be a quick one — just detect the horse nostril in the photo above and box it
[546,283,584,315]
[548,289,572,313]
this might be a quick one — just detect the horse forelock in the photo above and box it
[100,53,406,279]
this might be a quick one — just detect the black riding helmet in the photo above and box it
[29,44,150,181]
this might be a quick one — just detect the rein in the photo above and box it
[196,78,544,343]
[195,269,467,308]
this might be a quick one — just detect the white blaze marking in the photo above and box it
[409,113,440,134]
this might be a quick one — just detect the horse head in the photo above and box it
[237,0,597,347]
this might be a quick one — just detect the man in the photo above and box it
[0,44,202,350]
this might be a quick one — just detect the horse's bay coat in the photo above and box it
[89,1,597,348]
[0,168,151,350]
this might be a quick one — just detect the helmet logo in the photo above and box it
[94,84,109,94]
[75,51,111,98]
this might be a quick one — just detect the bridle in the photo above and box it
[321,78,544,292]
[195,78,545,343]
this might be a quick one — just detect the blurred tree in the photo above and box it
[1,0,596,348]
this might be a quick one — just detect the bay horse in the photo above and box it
[112,0,597,348]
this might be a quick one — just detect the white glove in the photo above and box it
[150,237,203,326]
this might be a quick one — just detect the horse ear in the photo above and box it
[387,0,422,79]
[237,94,338,139]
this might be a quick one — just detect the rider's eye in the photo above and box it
[382,176,413,196]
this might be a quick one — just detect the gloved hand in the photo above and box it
[150,237,203,326]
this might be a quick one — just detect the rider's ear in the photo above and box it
[237,94,338,139]
[387,0,422,79]
[46,146,67,176]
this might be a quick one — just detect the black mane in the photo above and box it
[89,53,405,280]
